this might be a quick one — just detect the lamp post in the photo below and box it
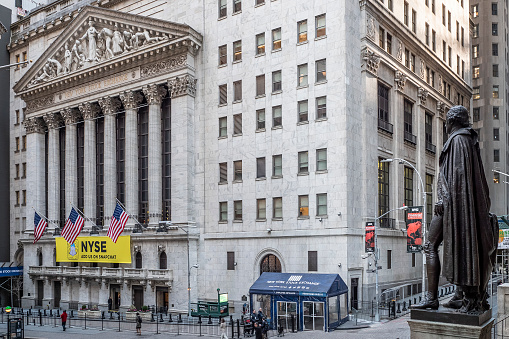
[381,158,426,299]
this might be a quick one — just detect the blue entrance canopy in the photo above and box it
[249,272,348,297]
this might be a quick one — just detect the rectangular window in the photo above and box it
[257,157,266,178]
[473,65,479,79]
[456,21,459,40]
[404,166,414,206]
[473,108,481,122]
[316,194,327,216]
[411,9,416,33]
[219,0,227,18]
[272,106,282,127]
[448,11,451,31]
[273,197,282,219]
[256,109,265,130]
[15,137,19,152]
[315,14,326,38]
[461,27,464,46]
[473,87,480,100]
[273,154,282,177]
[432,30,436,52]
[388,0,393,10]
[442,41,446,61]
[411,53,415,72]
[492,3,498,15]
[316,96,327,119]
[404,99,414,143]
[493,43,498,56]
[299,195,309,217]
[15,110,19,124]
[219,117,227,137]
[298,100,308,122]
[233,0,241,13]
[493,64,499,77]
[219,84,227,105]
[378,158,389,217]
[442,4,446,25]
[494,149,500,162]
[219,162,227,183]
[493,23,498,36]
[494,128,500,140]
[386,33,392,54]
[472,4,479,17]
[412,252,416,267]
[462,61,465,79]
[234,160,242,181]
[233,80,242,101]
[22,163,26,178]
[457,55,460,74]
[431,70,435,87]
[257,199,266,220]
[298,64,308,87]
[256,74,265,96]
[234,200,242,221]
[218,45,227,65]
[233,40,242,61]
[255,0,264,5]
[493,85,499,98]
[405,48,410,68]
[22,190,26,205]
[378,82,389,123]
[404,2,409,26]
[15,191,19,206]
[425,113,434,152]
[308,251,317,272]
[272,70,282,92]
[298,20,307,43]
[233,113,242,135]
[316,59,326,82]
[387,250,392,269]
[227,252,235,270]
[473,24,479,38]
[432,0,435,13]
[473,45,479,58]
[15,164,19,179]
[298,151,308,174]
[316,148,327,171]
[272,28,281,50]
[425,23,429,45]
[256,33,265,55]
[448,46,451,66]
[22,136,26,151]
[493,107,499,119]
[219,202,228,221]
[426,174,433,226]
[379,27,385,49]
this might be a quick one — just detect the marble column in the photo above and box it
[119,91,143,223]
[167,75,197,222]
[43,113,63,229]
[42,279,53,308]
[61,107,81,216]
[98,280,110,310]
[142,84,166,226]
[60,279,71,310]
[119,281,131,312]
[24,117,47,231]
[79,102,100,228]
[98,97,121,222]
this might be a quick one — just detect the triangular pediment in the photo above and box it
[14,6,202,95]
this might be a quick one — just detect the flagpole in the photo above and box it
[116,198,145,229]
[31,206,59,228]
[70,203,101,229]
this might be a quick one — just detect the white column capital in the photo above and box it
[98,96,121,116]
[167,74,197,98]
[24,117,46,134]
[43,113,63,130]
[119,90,143,109]
[142,84,167,105]
[78,102,101,120]
[61,107,81,125]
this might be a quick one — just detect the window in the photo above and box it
[159,252,167,269]
[255,0,264,5]
[442,4,446,25]
[462,61,465,79]
[494,128,500,141]
[457,55,460,74]
[493,43,498,56]
[219,117,227,137]
[22,136,26,151]
[219,0,227,18]
[431,0,435,13]
[473,66,479,79]
[448,11,451,31]
[412,253,416,267]
[219,162,227,183]
[15,191,19,206]
[388,0,393,10]
[234,160,242,181]
[492,3,498,15]
[219,84,227,105]
[426,174,433,226]
[298,64,308,87]
[492,23,498,36]
[404,167,414,206]
[431,70,435,87]
[298,151,308,174]
[233,0,241,13]
[257,157,266,178]
[387,250,392,269]
[273,154,282,177]
[316,96,327,119]
[425,113,433,152]
[386,33,392,54]
[448,46,451,66]
[473,24,479,38]
[257,199,266,220]
[461,27,464,46]
[15,54,19,69]
[15,164,19,179]
[411,9,416,33]
[218,45,227,65]
[379,27,385,49]
[308,251,317,272]
[272,28,281,50]
[473,87,480,100]
[256,33,265,55]
[493,85,499,98]
[273,197,282,219]
[411,53,415,72]
[494,149,500,162]
[22,190,26,205]
[405,48,410,68]
[378,83,389,124]
[299,195,309,217]
[298,20,307,43]
[233,113,242,135]
[425,23,429,45]
[135,252,142,269]
[432,30,436,52]
[227,252,235,270]
[316,59,326,82]
[256,109,265,129]
[256,74,265,96]
[316,194,327,216]
[473,45,479,58]
[234,200,242,221]
[316,149,327,171]
[219,202,228,221]
[456,21,459,40]
[404,2,409,26]
[233,80,242,101]
[272,106,282,127]
[378,158,389,217]
[298,100,308,122]
[494,172,500,183]
[493,64,499,77]
[15,137,19,152]
[15,110,19,125]
[404,99,414,143]
[272,70,282,92]
[473,108,481,122]
[315,14,326,38]
[233,40,242,61]
[493,107,499,119]
[472,4,479,17]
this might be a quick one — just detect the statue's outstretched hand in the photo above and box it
[434,202,444,216]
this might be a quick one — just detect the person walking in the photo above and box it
[60,310,67,331]
[219,318,228,339]
[254,322,263,339]
[136,312,142,335]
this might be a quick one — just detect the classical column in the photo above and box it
[119,90,143,223]
[79,102,100,228]
[98,280,110,310]
[43,113,63,229]
[98,97,121,222]
[61,108,81,216]
[142,84,166,226]
[24,117,47,231]
[167,75,197,222]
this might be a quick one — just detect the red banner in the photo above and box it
[406,206,423,253]
[365,222,375,253]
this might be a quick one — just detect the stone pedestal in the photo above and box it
[408,308,493,339]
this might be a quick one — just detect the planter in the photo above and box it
[78,310,101,319]
[126,311,152,321]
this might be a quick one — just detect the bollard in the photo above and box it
[39,313,42,326]
[208,315,212,324]
[71,310,74,318]
[419,296,422,302]
[237,319,240,339]
[118,312,120,320]
[57,309,60,317]
[156,312,159,335]
[151,313,155,322]
[38,309,41,317]
[159,313,163,322]
[84,313,87,330]
[102,311,105,319]
[168,313,173,322]
[118,312,121,332]
[402,301,407,312]
[109,311,113,320]
[178,313,183,323]
[414,298,416,304]
[44,309,47,316]
[230,315,233,325]
[29,308,32,316]
[397,303,401,313]
[198,315,202,324]
[101,313,104,331]
[50,309,53,317]
[291,313,295,332]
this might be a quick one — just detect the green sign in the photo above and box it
[219,293,228,303]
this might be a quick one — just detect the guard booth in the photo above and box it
[249,273,348,332]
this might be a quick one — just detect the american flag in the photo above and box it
[33,212,48,244]
[61,208,84,244]
[107,203,129,243]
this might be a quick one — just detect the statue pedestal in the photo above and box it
[408,308,493,339]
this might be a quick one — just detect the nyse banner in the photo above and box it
[56,236,131,263]
[365,222,375,253]
[406,206,423,253]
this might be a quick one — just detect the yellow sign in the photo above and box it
[56,236,131,263]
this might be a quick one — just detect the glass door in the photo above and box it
[277,301,297,331]
[303,301,325,331]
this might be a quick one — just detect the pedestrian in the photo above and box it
[251,310,257,324]
[108,296,112,311]
[254,322,263,339]
[219,318,228,339]
[261,317,268,339]
[136,312,142,335]
[60,310,67,331]
[257,308,264,322]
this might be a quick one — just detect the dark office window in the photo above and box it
[378,158,389,217]
[378,83,389,122]
[138,107,149,225]
[95,118,104,225]
[493,43,498,56]
[387,250,392,269]
[159,252,167,269]
[473,108,481,122]
[219,163,227,183]
[494,107,500,119]
[308,251,317,271]
[257,157,266,178]
[426,174,433,226]
[162,97,171,221]
[412,253,416,267]
[492,3,498,15]
[77,121,84,212]
[494,149,500,163]
[135,252,143,269]
[493,64,499,77]
[227,252,235,270]
[116,112,125,204]
[404,167,414,206]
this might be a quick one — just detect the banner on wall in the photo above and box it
[406,206,423,253]
[365,222,375,253]
[55,236,131,263]
[499,229,509,249]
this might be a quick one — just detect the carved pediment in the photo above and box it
[14,6,202,96]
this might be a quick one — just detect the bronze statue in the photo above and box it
[412,105,498,314]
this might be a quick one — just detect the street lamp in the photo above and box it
[381,158,427,299]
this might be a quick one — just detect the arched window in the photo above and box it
[135,252,142,269]
[159,252,167,269]
[38,252,43,266]
[259,254,281,275]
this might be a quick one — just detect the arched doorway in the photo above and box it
[259,254,282,275]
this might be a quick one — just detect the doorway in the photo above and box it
[53,281,61,308]
[132,286,143,311]
[110,284,120,310]
[303,301,324,331]
[276,301,297,331]
[156,287,169,313]
[36,280,44,307]
[351,278,359,310]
